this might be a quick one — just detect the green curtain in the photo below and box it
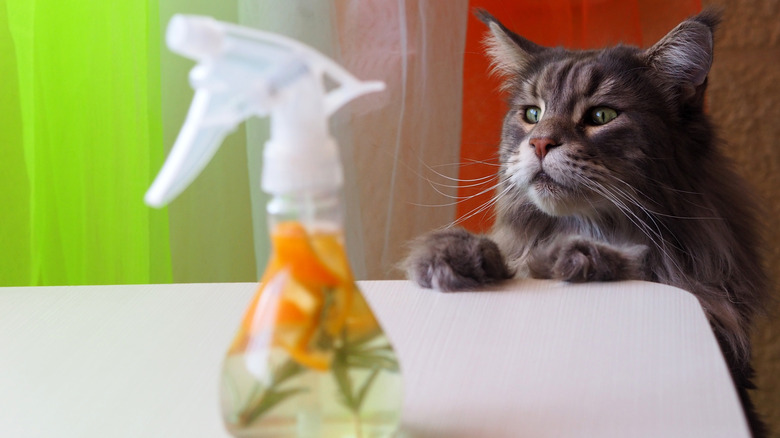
[0,0,28,286]
[1,0,259,286]
[1,0,171,285]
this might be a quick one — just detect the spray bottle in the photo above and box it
[145,15,402,437]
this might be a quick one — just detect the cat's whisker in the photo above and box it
[449,195,501,228]
[606,175,723,220]
[425,177,501,202]
[597,177,712,272]
[602,174,663,208]
[450,202,499,228]
[463,159,502,167]
[588,182,690,279]
[430,158,502,168]
[587,179,665,243]
[412,180,502,207]
[374,153,504,209]
[600,178,672,238]
[598,193,672,262]
[409,200,469,208]
[427,171,497,184]
[587,171,670,232]
[421,166,497,196]
[598,164,718,215]
[448,184,512,228]
[573,174,679,266]
[427,174,499,190]
[421,157,500,183]
[376,149,501,201]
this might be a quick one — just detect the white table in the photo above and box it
[0,280,749,437]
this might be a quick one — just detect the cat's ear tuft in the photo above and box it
[644,8,721,98]
[475,9,543,80]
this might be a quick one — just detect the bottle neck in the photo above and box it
[266,188,344,232]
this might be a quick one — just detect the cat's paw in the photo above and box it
[528,237,647,282]
[403,228,513,291]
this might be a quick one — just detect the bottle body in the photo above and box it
[220,190,402,437]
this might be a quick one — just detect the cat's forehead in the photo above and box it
[512,49,641,105]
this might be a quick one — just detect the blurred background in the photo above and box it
[1,0,778,433]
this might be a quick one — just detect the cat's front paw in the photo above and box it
[403,228,513,291]
[529,237,647,282]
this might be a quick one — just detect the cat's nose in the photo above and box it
[529,137,561,160]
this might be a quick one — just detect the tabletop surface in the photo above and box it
[0,279,749,437]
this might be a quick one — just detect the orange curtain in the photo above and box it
[458,0,701,232]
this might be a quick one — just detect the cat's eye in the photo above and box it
[589,107,618,125]
[524,106,542,124]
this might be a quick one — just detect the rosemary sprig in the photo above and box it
[346,354,400,372]
[274,358,305,385]
[332,335,400,414]
[333,350,357,410]
[353,367,381,411]
[235,359,306,426]
[239,386,308,426]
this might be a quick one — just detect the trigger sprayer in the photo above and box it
[145,14,384,205]
[145,15,402,437]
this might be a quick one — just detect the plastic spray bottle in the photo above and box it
[145,15,402,437]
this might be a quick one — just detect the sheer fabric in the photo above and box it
[239,0,470,279]
[158,1,257,283]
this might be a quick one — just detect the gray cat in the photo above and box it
[404,9,769,436]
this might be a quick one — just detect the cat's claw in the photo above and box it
[529,237,647,283]
[403,228,513,291]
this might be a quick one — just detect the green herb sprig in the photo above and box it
[232,359,306,427]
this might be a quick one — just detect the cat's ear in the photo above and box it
[644,9,721,100]
[476,9,544,78]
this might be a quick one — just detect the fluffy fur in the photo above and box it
[404,9,769,436]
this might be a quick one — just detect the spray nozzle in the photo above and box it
[145,14,384,208]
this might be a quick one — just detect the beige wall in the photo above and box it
[703,0,780,434]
